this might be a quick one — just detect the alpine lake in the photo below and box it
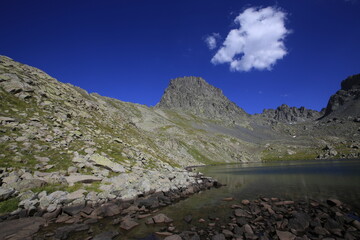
[56,159,360,239]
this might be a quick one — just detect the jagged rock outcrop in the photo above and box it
[156,76,248,121]
[322,74,360,119]
[260,104,323,123]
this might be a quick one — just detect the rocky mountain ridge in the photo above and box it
[322,74,360,119]
[259,104,323,123]
[0,55,359,226]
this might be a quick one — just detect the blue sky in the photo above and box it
[1,0,359,114]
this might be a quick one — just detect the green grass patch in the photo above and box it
[0,198,20,214]
[261,149,318,162]
[84,182,102,193]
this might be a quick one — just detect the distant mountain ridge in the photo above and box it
[259,104,323,123]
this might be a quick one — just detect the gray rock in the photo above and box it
[89,154,125,173]
[13,179,46,191]
[152,213,173,224]
[211,234,226,240]
[0,187,15,201]
[54,223,90,240]
[164,235,182,240]
[65,174,102,185]
[276,230,296,240]
[0,217,45,240]
[119,218,139,230]
[92,231,119,240]
[91,202,121,217]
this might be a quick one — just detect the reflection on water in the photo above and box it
[201,159,360,209]
[72,159,360,239]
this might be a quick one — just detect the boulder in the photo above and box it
[13,179,46,191]
[54,224,90,240]
[0,217,45,240]
[89,154,125,173]
[91,202,121,217]
[0,187,16,201]
[152,213,173,224]
[92,231,119,240]
[276,230,296,240]
[65,174,102,185]
[119,218,139,230]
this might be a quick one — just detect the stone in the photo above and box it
[92,231,119,240]
[276,230,296,240]
[91,202,121,217]
[89,154,125,173]
[222,229,234,238]
[54,224,90,240]
[184,214,192,223]
[13,179,47,191]
[164,235,182,240]
[152,213,173,223]
[67,166,78,174]
[155,232,173,237]
[288,212,310,233]
[212,233,226,240]
[243,224,254,234]
[0,187,15,201]
[66,189,87,201]
[234,209,251,218]
[63,204,86,216]
[65,174,102,185]
[327,198,342,207]
[241,199,250,205]
[119,219,139,230]
[0,217,45,240]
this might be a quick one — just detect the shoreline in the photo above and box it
[0,170,220,240]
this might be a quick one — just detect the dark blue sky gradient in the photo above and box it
[1,0,359,114]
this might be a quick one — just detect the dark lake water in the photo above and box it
[71,159,360,239]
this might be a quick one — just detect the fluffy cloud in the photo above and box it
[205,33,221,50]
[211,7,290,72]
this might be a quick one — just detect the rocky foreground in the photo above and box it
[154,198,360,240]
[0,170,219,240]
[3,195,360,240]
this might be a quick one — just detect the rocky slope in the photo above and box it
[0,55,359,225]
[259,104,323,123]
[322,73,360,119]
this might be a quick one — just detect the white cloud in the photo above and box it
[211,6,290,72]
[205,33,221,50]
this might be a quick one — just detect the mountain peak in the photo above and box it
[323,74,360,118]
[156,76,247,120]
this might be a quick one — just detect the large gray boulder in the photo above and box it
[89,154,125,173]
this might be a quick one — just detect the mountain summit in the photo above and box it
[156,76,248,121]
[323,74,360,119]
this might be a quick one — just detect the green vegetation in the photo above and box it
[0,198,20,214]
[261,149,318,162]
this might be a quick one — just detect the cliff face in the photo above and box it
[156,76,248,122]
[322,74,360,119]
[260,104,323,123]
